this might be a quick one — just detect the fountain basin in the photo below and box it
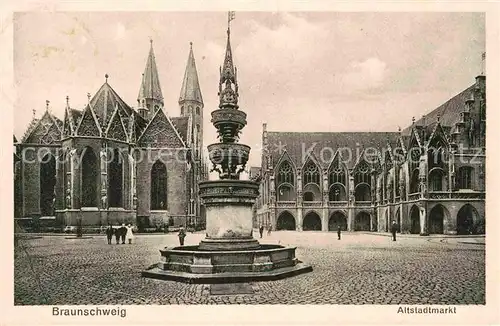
[141,244,313,284]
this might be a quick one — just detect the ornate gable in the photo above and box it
[24,112,62,144]
[138,109,186,148]
[327,150,348,174]
[105,105,128,142]
[274,150,296,172]
[427,123,449,149]
[76,105,101,137]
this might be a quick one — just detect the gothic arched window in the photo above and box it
[81,147,98,207]
[277,161,295,201]
[108,148,123,207]
[151,160,167,210]
[196,107,200,115]
[328,158,347,201]
[302,160,320,201]
[354,161,371,201]
[429,168,446,191]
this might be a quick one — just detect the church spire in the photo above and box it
[218,11,238,109]
[137,39,163,119]
[179,42,203,105]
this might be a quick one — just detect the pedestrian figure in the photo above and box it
[259,224,264,238]
[120,223,127,244]
[391,220,398,241]
[114,223,121,244]
[337,225,342,240]
[178,227,186,246]
[267,224,272,236]
[125,224,134,244]
[105,224,114,245]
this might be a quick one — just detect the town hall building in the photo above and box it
[14,40,208,230]
[254,72,486,235]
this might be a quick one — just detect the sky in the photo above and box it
[13,12,485,167]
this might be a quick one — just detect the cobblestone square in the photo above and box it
[14,231,485,305]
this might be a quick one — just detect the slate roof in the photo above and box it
[171,116,189,143]
[138,41,163,102]
[88,81,134,129]
[267,131,399,170]
[179,44,203,104]
[402,85,475,137]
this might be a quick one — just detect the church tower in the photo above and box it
[179,42,204,226]
[179,42,204,158]
[138,39,164,120]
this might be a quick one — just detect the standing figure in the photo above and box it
[391,220,398,241]
[125,224,134,244]
[105,224,114,245]
[114,223,121,244]
[178,227,186,246]
[120,223,127,244]
[337,225,342,240]
[259,224,264,238]
[267,224,272,236]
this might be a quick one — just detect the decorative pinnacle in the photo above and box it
[66,96,69,106]
[437,114,440,123]
[397,126,401,133]
[105,74,109,83]
[32,108,36,119]
[412,116,415,124]
[45,100,50,111]
[87,92,91,103]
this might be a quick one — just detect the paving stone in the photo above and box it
[14,232,485,305]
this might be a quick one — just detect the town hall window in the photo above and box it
[277,160,295,201]
[457,166,474,190]
[429,168,446,191]
[354,161,371,201]
[302,159,320,201]
[328,157,347,201]
[196,107,200,115]
[151,160,167,210]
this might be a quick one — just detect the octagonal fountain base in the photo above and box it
[141,244,312,284]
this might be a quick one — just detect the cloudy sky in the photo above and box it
[13,12,484,166]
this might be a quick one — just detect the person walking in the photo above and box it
[391,220,398,241]
[259,224,264,238]
[178,227,186,246]
[120,223,127,244]
[114,223,121,244]
[105,224,114,245]
[337,225,342,240]
[125,224,134,244]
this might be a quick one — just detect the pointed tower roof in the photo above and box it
[179,42,203,104]
[138,39,163,104]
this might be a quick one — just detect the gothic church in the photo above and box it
[14,40,208,230]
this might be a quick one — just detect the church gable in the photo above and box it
[76,105,101,137]
[138,109,186,148]
[24,112,62,144]
[105,105,128,142]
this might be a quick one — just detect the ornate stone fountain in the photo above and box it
[142,17,312,284]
